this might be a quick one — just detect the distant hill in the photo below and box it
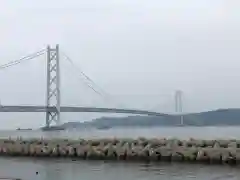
[60,108,240,129]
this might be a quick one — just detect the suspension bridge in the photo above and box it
[0,44,169,129]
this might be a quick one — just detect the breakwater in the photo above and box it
[0,138,239,165]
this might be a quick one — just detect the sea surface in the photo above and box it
[0,126,240,180]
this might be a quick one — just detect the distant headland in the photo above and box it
[57,108,240,129]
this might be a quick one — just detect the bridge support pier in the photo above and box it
[45,45,61,128]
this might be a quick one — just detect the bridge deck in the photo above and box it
[0,106,167,116]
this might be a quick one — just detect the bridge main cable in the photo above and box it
[61,51,127,109]
[0,49,45,70]
[61,52,107,97]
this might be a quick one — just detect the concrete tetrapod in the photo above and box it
[0,138,238,165]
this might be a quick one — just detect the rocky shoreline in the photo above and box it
[0,138,239,165]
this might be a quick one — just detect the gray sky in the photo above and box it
[0,0,239,129]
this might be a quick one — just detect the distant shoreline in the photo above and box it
[57,108,240,129]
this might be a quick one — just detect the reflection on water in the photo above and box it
[0,157,239,180]
[0,126,239,180]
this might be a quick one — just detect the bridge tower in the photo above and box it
[45,45,61,128]
[175,90,184,125]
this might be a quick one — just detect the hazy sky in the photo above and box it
[0,0,239,129]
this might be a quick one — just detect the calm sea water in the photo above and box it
[0,126,240,180]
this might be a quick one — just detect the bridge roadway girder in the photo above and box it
[0,106,168,116]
